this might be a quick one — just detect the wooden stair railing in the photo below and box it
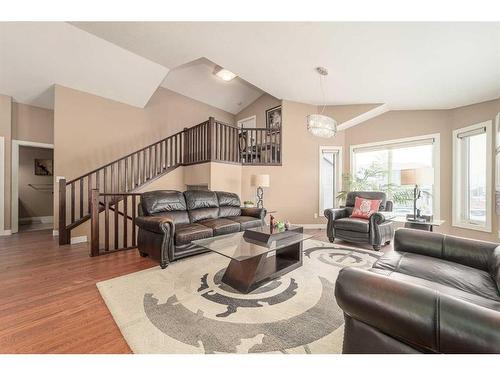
[59,117,282,247]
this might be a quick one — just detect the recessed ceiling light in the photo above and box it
[214,66,237,81]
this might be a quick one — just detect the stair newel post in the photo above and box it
[90,189,100,257]
[58,178,70,245]
[208,117,215,161]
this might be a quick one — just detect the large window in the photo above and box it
[452,121,492,232]
[351,135,439,216]
[319,146,342,213]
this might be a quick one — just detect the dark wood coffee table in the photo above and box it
[192,226,312,293]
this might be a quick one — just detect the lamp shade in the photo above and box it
[400,168,434,185]
[251,174,270,187]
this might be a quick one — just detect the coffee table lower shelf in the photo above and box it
[221,242,303,294]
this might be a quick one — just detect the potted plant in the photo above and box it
[243,200,255,208]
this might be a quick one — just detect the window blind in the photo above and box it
[352,137,435,154]
[456,127,486,139]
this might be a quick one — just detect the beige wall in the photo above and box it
[341,99,500,242]
[54,85,235,232]
[18,146,54,219]
[235,94,281,128]
[210,163,242,196]
[12,103,54,144]
[241,100,345,224]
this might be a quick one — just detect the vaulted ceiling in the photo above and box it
[1,22,499,113]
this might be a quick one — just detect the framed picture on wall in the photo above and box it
[266,105,282,131]
[34,159,53,176]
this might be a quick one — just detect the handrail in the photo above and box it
[66,129,184,184]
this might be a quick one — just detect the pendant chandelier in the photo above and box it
[306,67,337,138]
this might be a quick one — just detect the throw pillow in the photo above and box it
[350,197,382,219]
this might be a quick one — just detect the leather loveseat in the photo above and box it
[335,228,500,353]
[324,191,394,250]
[135,190,266,268]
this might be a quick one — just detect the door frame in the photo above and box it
[0,136,4,235]
[11,140,54,234]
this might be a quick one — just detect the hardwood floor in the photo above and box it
[0,228,389,353]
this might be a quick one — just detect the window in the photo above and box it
[452,121,492,232]
[319,146,342,214]
[351,135,439,217]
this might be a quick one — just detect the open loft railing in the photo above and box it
[59,117,282,246]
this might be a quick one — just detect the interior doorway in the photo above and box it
[11,141,54,233]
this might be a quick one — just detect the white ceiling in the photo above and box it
[161,58,263,114]
[72,22,500,110]
[1,22,499,112]
[0,22,168,109]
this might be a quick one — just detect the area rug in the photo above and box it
[97,239,380,354]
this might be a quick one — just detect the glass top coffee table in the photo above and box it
[193,228,312,293]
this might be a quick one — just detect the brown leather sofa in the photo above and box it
[135,190,266,268]
[335,228,500,353]
[324,191,394,250]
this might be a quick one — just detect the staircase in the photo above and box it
[58,117,282,253]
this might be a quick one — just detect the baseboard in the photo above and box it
[53,230,59,236]
[19,216,54,225]
[0,229,12,236]
[70,235,88,244]
[296,224,327,229]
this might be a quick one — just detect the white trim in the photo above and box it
[70,235,88,244]
[318,145,343,216]
[350,133,441,220]
[337,104,390,131]
[452,120,492,233]
[53,229,59,237]
[0,136,4,235]
[237,115,257,128]
[296,224,327,229]
[1,230,12,236]
[11,140,54,234]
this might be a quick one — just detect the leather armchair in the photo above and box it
[324,191,394,250]
[335,228,500,353]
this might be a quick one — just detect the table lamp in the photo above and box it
[251,174,270,208]
[400,168,434,221]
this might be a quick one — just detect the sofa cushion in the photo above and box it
[370,268,500,311]
[374,251,500,302]
[346,191,388,211]
[216,191,242,218]
[174,223,213,246]
[141,190,189,224]
[184,190,220,222]
[198,218,241,236]
[334,217,370,233]
[229,216,262,230]
[350,197,381,219]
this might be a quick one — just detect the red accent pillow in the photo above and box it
[350,197,382,219]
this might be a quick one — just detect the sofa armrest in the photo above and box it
[241,207,267,220]
[335,267,500,353]
[135,215,174,234]
[324,207,348,221]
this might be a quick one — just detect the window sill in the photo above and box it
[452,221,491,233]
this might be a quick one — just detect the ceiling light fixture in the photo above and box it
[214,66,237,81]
[306,67,337,138]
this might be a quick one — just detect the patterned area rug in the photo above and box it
[97,239,380,354]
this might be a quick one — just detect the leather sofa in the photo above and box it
[324,191,394,250]
[335,228,500,353]
[135,190,266,268]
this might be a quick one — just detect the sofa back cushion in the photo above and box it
[216,191,241,218]
[184,190,220,222]
[140,190,190,224]
[346,191,387,211]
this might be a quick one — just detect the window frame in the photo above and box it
[349,133,441,219]
[318,145,343,216]
[452,120,492,232]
